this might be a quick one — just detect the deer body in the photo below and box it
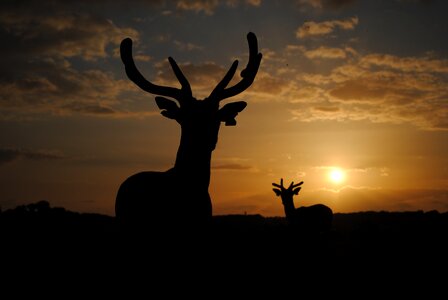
[116,170,212,230]
[273,179,333,233]
[116,33,262,233]
[116,126,214,229]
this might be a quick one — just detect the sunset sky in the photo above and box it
[1,0,447,216]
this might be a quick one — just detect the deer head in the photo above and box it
[120,32,262,151]
[272,178,304,206]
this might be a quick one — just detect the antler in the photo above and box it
[272,178,285,190]
[208,32,262,103]
[120,38,193,104]
[272,178,304,192]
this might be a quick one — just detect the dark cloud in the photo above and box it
[298,0,356,10]
[0,0,264,119]
[0,61,132,117]
[154,60,274,98]
[397,0,435,5]
[173,40,204,52]
[0,147,64,165]
[0,0,141,119]
[61,103,116,115]
[155,60,226,88]
[0,9,138,62]
[324,0,356,9]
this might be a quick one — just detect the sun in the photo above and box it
[329,168,345,184]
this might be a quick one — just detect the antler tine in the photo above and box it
[208,60,239,100]
[292,181,304,189]
[168,57,193,100]
[120,38,192,103]
[208,32,262,102]
[272,178,285,189]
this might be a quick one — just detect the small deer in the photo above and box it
[272,179,333,233]
[116,33,262,233]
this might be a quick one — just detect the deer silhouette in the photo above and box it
[116,33,262,233]
[272,179,333,233]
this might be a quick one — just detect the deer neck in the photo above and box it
[173,127,216,188]
[282,196,296,220]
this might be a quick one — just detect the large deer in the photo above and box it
[272,179,333,233]
[116,33,262,233]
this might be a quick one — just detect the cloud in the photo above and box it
[176,0,261,15]
[60,102,116,115]
[360,54,448,73]
[311,165,389,175]
[248,71,291,97]
[285,42,448,131]
[212,157,256,171]
[324,0,357,9]
[329,79,388,101]
[134,54,152,62]
[0,2,148,119]
[298,0,356,9]
[290,49,448,130]
[154,60,226,96]
[176,0,219,15]
[0,11,138,61]
[246,0,262,6]
[0,0,265,120]
[313,105,340,112]
[296,16,359,38]
[0,147,64,165]
[153,60,284,99]
[311,186,448,213]
[397,0,435,4]
[0,62,134,118]
[288,44,352,60]
[298,0,323,8]
[173,40,204,51]
[303,46,348,59]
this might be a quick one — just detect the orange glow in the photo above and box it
[329,168,345,184]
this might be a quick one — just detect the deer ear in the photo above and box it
[218,101,247,126]
[273,188,282,196]
[293,187,301,195]
[155,96,180,120]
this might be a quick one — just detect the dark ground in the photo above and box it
[2,200,447,257]
[1,201,447,290]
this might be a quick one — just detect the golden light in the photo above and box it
[329,168,345,184]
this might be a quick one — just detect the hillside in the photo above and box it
[2,201,447,255]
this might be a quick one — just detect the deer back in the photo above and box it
[294,204,333,233]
